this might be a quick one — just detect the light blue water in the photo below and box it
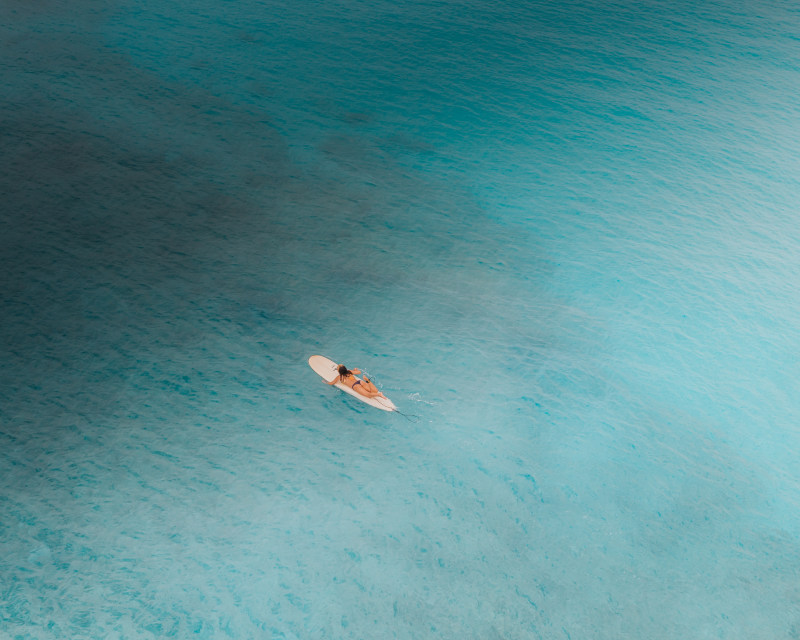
[2,0,800,637]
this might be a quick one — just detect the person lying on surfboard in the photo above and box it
[326,364,387,399]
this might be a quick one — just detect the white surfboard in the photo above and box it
[308,355,397,412]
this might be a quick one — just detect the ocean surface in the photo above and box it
[2,0,799,637]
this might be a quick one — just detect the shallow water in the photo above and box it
[2,0,800,637]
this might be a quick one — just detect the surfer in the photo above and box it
[327,364,386,399]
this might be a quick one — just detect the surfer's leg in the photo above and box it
[360,378,385,398]
[353,385,375,398]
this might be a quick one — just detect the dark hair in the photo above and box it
[338,364,351,376]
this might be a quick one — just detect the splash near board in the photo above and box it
[308,355,397,412]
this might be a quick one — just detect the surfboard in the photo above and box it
[308,355,397,412]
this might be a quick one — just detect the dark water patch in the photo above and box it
[0,20,301,430]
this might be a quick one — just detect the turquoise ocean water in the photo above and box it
[2,0,800,637]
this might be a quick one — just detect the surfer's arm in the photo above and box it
[326,376,340,385]
[351,368,362,375]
